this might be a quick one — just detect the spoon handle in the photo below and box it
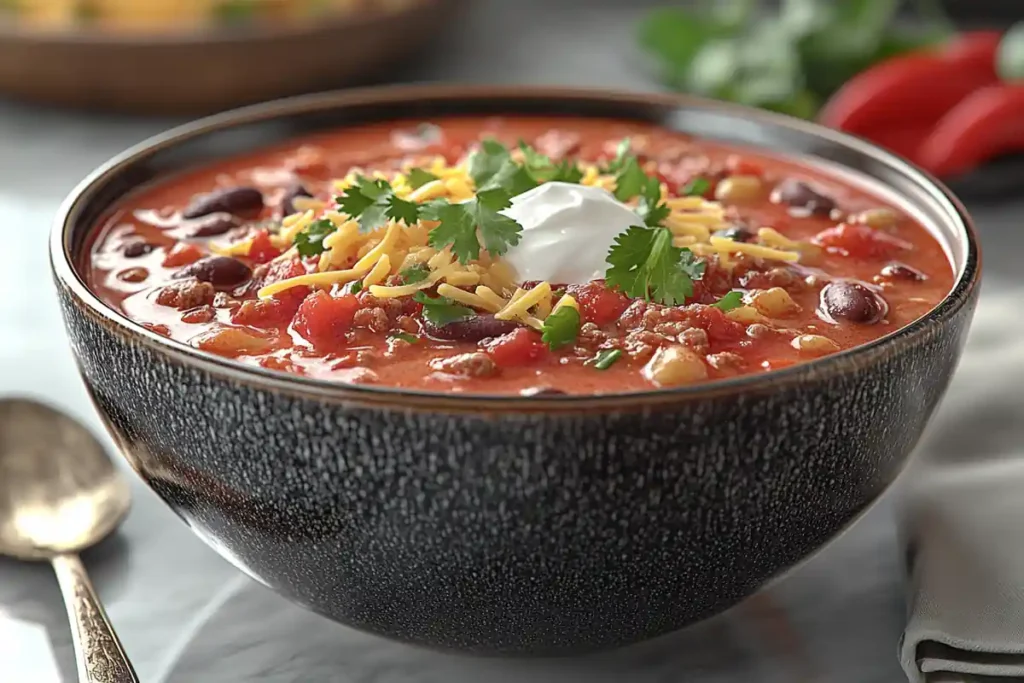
[52,553,139,683]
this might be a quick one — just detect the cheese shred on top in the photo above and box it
[241,154,805,322]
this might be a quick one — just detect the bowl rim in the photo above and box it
[0,0,452,47]
[51,84,982,412]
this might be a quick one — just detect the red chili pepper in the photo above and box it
[819,31,1002,148]
[916,84,1024,177]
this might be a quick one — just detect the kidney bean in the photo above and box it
[174,256,252,290]
[183,186,264,219]
[880,261,927,281]
[713,225,756,242]
[820,282,888,324]
[520,387,568,397]
[186,212,240,238]
[280,182,313,216]
[123,240,154,258]
[422,315,519,342]
[772,179,837,217]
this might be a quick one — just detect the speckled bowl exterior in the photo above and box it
[51,87,981,656]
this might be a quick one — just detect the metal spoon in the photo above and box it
[0,398,138,682]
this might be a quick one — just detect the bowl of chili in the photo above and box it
[51,85,980,656]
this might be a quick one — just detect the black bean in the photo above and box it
[122,240,154,258]
[185,212,241,238]
[422,315,520,342]
[820,282,888,324]
[520,387,568,397]
[713,225,756,242]
[182,186,264,220]
[174,256,252,290]
[280,182,313,216]
[772,179,837,217]
[880,261,927,282]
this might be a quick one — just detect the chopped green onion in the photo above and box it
[589,349,623,371]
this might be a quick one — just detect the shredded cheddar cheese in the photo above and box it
[239,153,805,326]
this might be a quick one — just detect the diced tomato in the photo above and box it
[292,292,360,347]
[231,296,303,329]
[248,230,281,264]
[260,257,307,285]
[690,306,746,344]
[162,242,202,267]
[812,224,912,259]
[568,282,631,326]
[726,155,763,177]
[485,328,548,367]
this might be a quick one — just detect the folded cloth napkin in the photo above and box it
[900,460,1024,680]
[899,289,1024,681]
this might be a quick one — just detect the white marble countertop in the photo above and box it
[3,1,1024,681]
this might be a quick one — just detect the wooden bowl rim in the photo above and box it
[0,0,452,47]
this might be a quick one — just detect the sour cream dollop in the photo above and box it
[500,182,639,284]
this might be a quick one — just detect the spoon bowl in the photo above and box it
[0,399,130,560]
[0,398,138,682]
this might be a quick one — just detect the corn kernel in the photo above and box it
[714,175,763,203]
[856,207,901,230]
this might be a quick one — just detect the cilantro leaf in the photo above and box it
[337,176,421,232]
[711,291,745,311]
[518,141,584,184]
[588,349,623,371]
[603,138,632,174]
[480,158,537,195]
[386,194,421,225]
[336,180,376,218]
[636,175,671,227]
[424,190,522,264]
[549,159,585,184]
[682,177,711,196]
[399,264,431,284]
[293,219,337,257]
[407,168,439,189]
[414,292,476,326]
[541,306,581,351]
[613,157,649,202]
[605,226,703,306]
[468,139,513,189]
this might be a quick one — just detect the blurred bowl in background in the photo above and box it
[0,0,468,115]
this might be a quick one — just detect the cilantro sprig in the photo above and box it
[414,292,475,326]
[422,190,522,264]
[605,226,706,306]
[541,306,581,351]
[293,219,336,257]
[337,176,422,232]
[605,139,670,228]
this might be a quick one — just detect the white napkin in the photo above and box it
[899,289,1024,681]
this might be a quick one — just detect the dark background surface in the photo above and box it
[1,1,1022,681]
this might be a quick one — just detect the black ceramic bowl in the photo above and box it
[51,86,980,657]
